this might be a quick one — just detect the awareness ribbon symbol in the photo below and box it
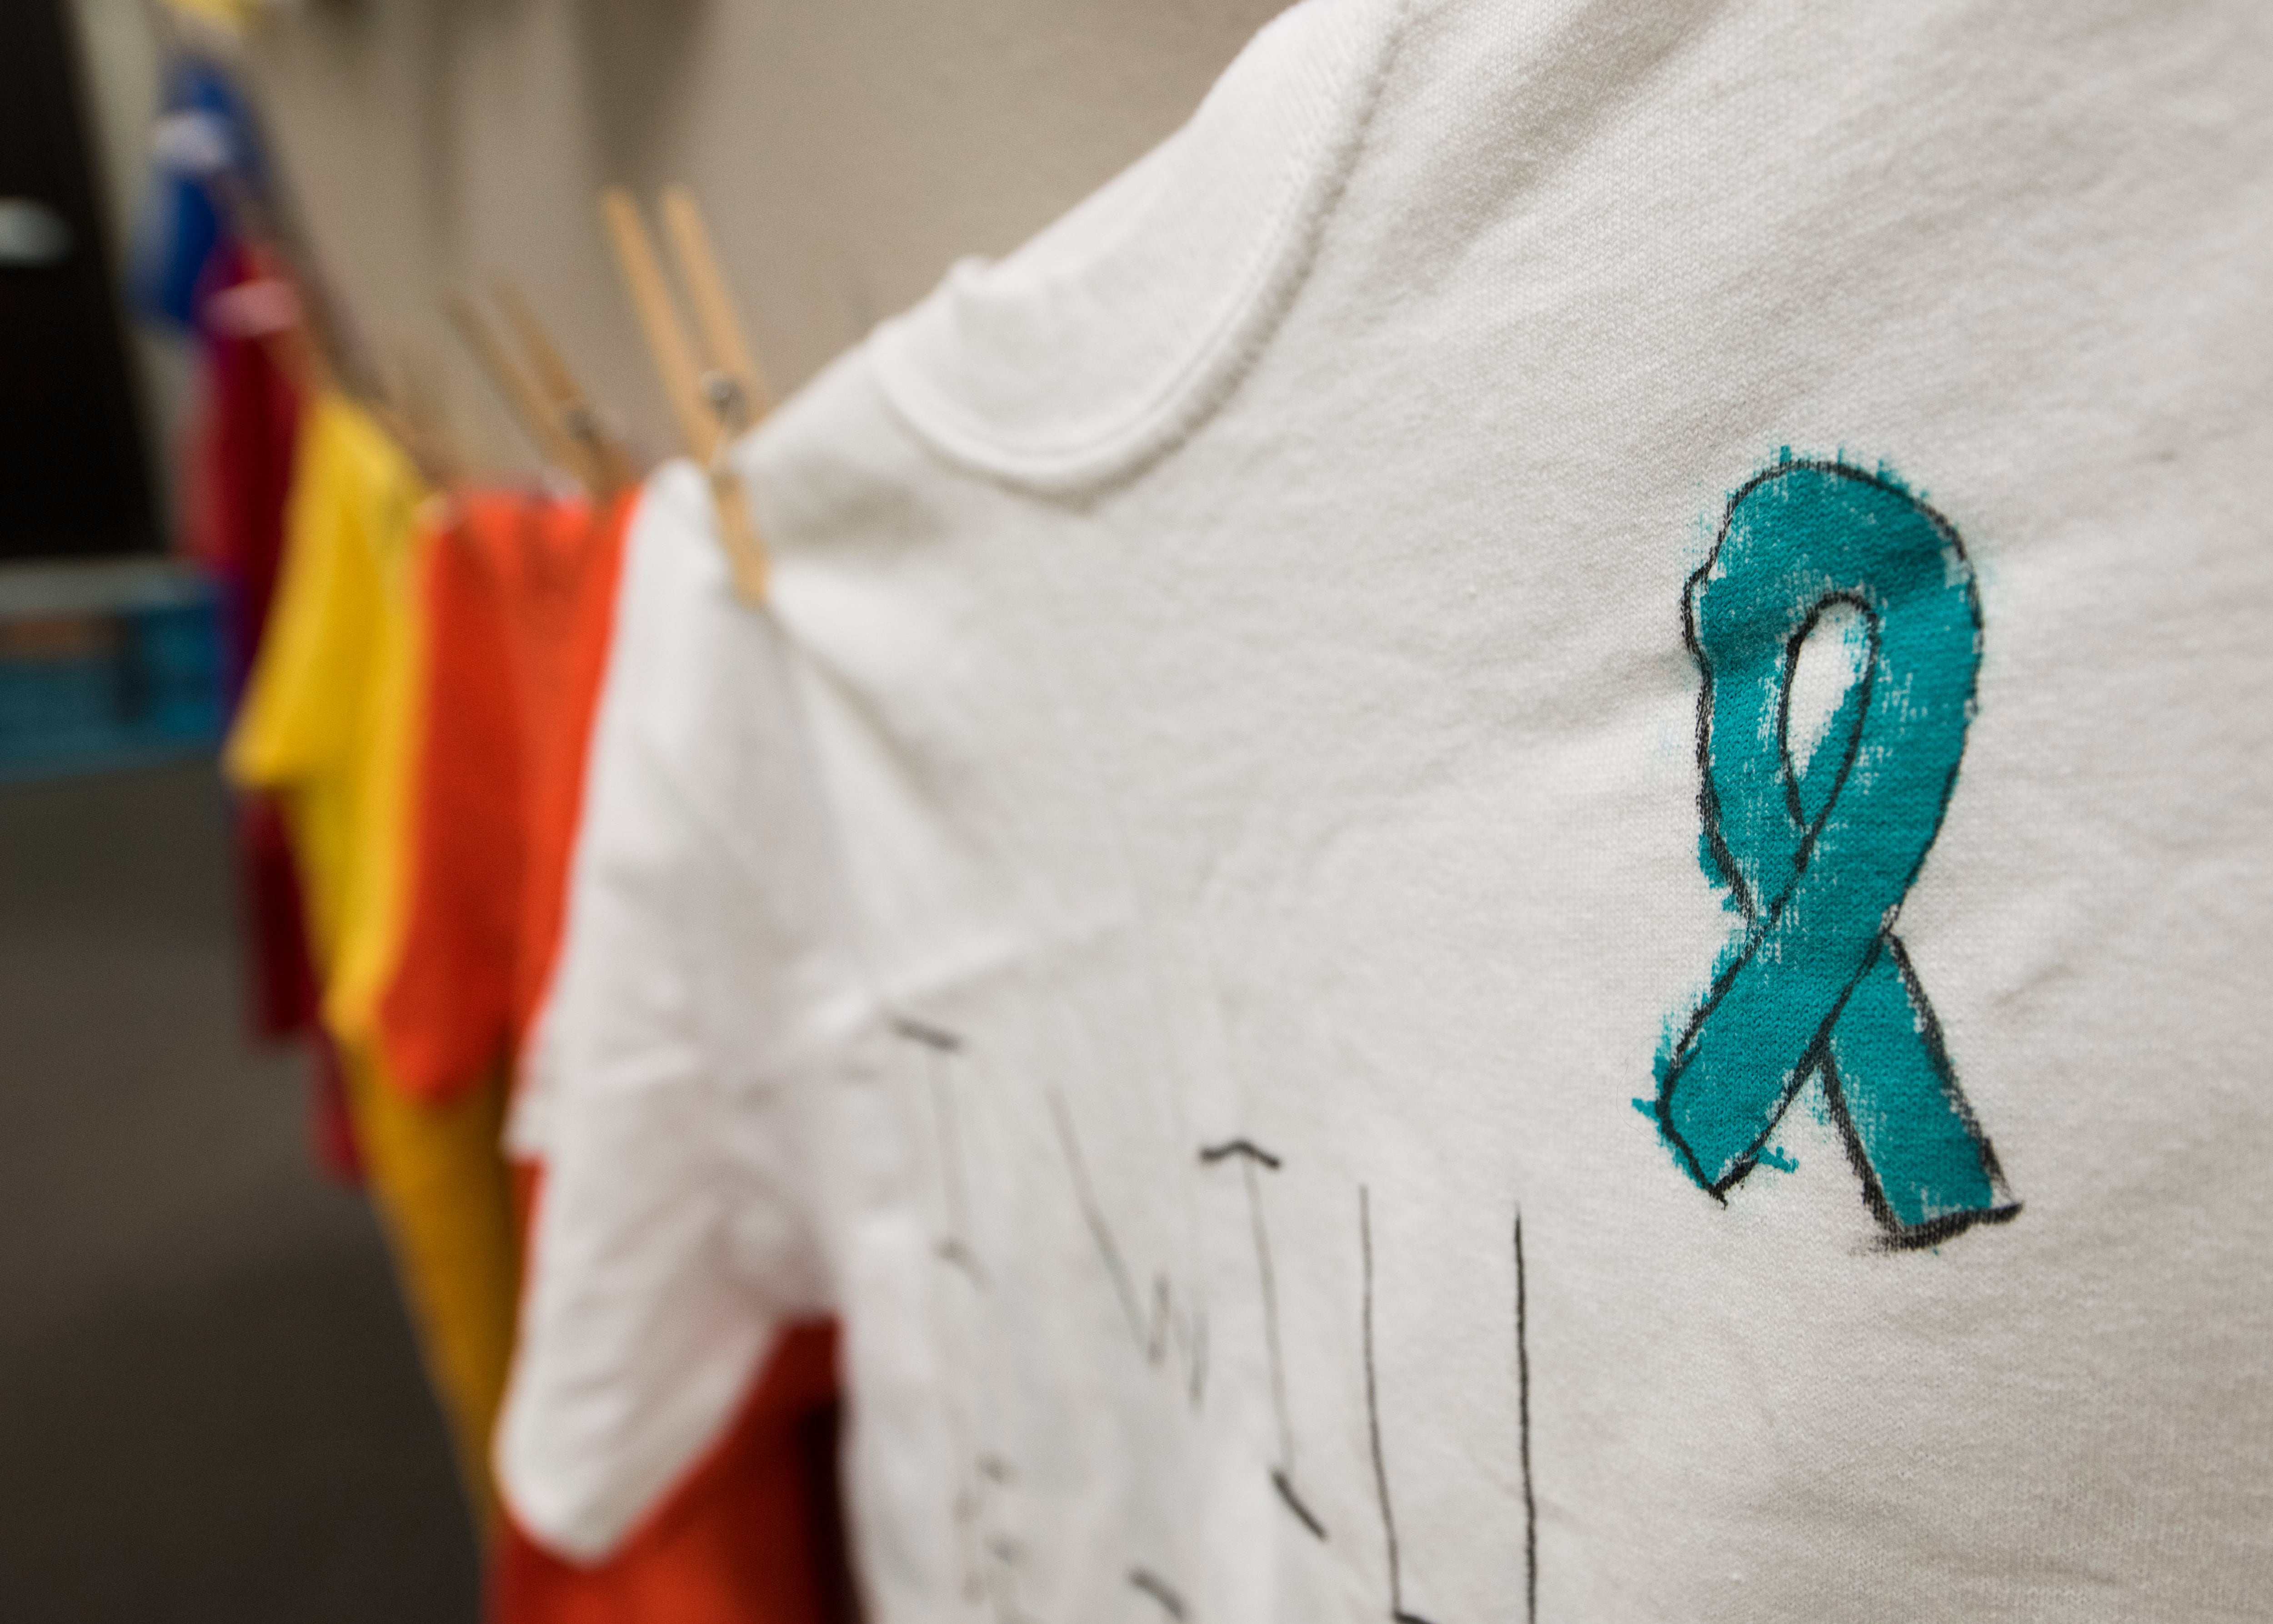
[1655,461,2017,1246]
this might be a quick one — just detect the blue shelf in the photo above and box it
[0,562,227,782]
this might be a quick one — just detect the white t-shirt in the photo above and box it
[724,0,2273,1618]
[493,463,937,1566]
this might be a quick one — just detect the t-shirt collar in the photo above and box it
[871,0,1409,496]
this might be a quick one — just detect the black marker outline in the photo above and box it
[1049,1085,1147,1348]
[889,1018,1025,1616]
[1514,1210,1536,1624]
[931,1049,984,1284]
[949,1478,986,1607]
[1186,1303,1208,1408]
[1128,1568,1189,1621]
[1198,1138,1283,1171]
[971,1452,1040,1624]
[891,1014,963,1053]
[1824,936,2022,1252]
[1198,1137,1326,1541]
[1048,1086,1208,1399]
[1361,1186,1437,1624]
[892,1015,986,1284]
[1273,1469,1327,1542]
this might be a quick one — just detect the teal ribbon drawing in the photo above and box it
[1655,460,2018,1247]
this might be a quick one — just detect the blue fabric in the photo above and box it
[128,56,266,331]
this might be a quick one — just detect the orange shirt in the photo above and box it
[382,486,642,1098]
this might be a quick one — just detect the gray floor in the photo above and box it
[0,758,478,1620]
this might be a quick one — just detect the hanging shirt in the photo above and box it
[395,483,859,1620]
[719,0,2273,1619]
[179,241,354,1176]
[493,461,919,1598]
[497,495,637,1136]
[380,486,630,1125]
[226,396,521,1530]
[382,490,564,1108]
[186,245,301,708]
[492,1326,850,1624]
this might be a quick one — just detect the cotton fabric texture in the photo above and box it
[708,0,2270,1618]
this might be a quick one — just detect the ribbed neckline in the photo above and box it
[870,0,1408,496]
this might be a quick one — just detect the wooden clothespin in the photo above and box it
[599,184,771,604]
[491,278,640,500]
[442,290,595,488]
[656,185,772,429]
[375,345,470,493]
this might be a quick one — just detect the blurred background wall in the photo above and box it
[7,5,1287,1617]
[71,0,1292,488]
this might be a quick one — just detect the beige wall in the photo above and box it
[184,0,1293,476]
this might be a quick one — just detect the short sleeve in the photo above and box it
[496,468,848,1562]
[225,397,373,793]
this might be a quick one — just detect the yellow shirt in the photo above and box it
[227,395,518,1531]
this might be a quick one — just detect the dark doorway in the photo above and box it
[0,0,160,562]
